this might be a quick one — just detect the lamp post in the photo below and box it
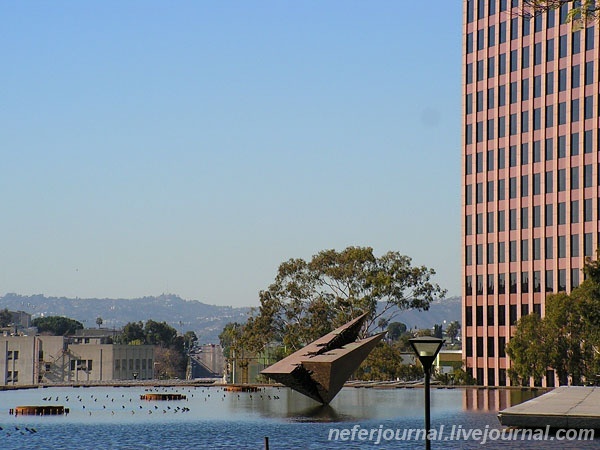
[409,337,445,450]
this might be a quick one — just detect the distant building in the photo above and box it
[0,333,154,386]
[188,344,224,379]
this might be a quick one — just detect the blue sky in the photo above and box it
[1,1,462,307]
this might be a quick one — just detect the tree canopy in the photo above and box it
[32,316,84,336]
[0,309,12,327]
[241,246,445,354]
[507,251,600,385]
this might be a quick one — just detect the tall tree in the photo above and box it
[243,247,445,354]
[0,308,12,327]
[32,316,84,336]
[445,320,461,343]
[506,313,550,385]
[387,322,407,341]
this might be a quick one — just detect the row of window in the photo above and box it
[467,202,597,235]
[467,0,569,27]
[114,358,153,371]
[6,371,18,383]
[465,268,581,296]
[466,141,598,174]
[466,69,596,116]
[6,351,19,360]
[466,36,595,85]
[465,303,542,327]
[466,172,599,207]
[467,25,594,57]
[466,234,593,266]
[466,110,598,145]
[466,335,507,359]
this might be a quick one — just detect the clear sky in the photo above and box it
[1,1,462,307]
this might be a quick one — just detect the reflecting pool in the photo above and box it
[0,385,597,449]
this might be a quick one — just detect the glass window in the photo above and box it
[521,175,529,197]
[558,235,566,258]
[572,65,580,88]
[585,198,593,222]
[498,147,505,169]
[487,149,494,171]
[534,42,542,65]
[510,208,517,230]
[498,178,505,200]
[487,181,494,201]
[546,105,554,128]
[546,270,554,292]
[498,84,506,106]
[558,102,566,125]
[510,49,518,72]
[571,200,579,223]
[558,269,566,292]
[546,72,554,94]
[558,135,566,158]
[522,239,529,261]
[545,138,553,160]
[521,110,529,133]
[585,96,594,119]
[467,33,474,54]
[558,169,566,191]
[546,237,553,259]
[547,38,554,61]
[571,99,580,123]
[522,78,529,101]
[585,61,594,85]
[533,173,541,195]
[558,68,567,91]
[571,132,579,156]
[487,211,495,233]
[533,140,541,162]
[488,56,495,78]
[545,204,553,227]
[511,17,519,40]
[584,164,593,187]
[477,59,484,81]
[533,75,542,97]
[521,206,529,228]
[510,113,517,135]
[510,82,517,104]
[533,205,541,227]
[498,241,505,262]
[509,240,517,261]
[585,232,593,256]
[499,21,507,43]
[559,34,567,58]
[573,30,581,54]
[487,88,495,109]
[533,108,541,130]
[571,167,579,189]
[488,25,496,47]
[478,28,485,51]
[522,46,530,68]
[586,27,595,51]
[545,171,553,193]
[466,63,473,84]
[558,202,566,224]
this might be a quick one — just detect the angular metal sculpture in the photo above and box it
[261,312,385,404]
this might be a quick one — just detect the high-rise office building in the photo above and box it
[462,0,599,386]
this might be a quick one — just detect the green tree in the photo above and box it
[96,317,103,328]
[32,316,84,336]
[387,322,407,341]
[506,313,550,386]
[243,246,445,354]
[219,322,243,359]
[433,324,443,339]
[120,321,146,344]
[445,320,461,343]
[183,331,198,352]
[144,320,178,348]
[0,308,12,327]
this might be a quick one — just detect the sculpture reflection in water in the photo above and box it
[261,312,385,404]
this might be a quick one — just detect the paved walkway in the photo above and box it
[498,386,600,429]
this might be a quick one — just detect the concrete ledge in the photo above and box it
[498,386,600,429]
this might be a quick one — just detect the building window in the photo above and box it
[545,138,553,160]
[571,234,580,257]
[500,21,507,43]
[545,204,553,227]
[571,99,580,123]
[487,212,495,233]
[498,274,506,295]
[545,237,554,259]
[558,202,566,225]
[558,68,567,91]
[585,61,594,85]
[558,169,566,191]
[585,96,594,119]
[585,198,593,222]
[558,135,566,158]
[522,272,529,293]
[510,208,517,230]
[509,240,517,261]
[573,29,581,53]
[533,205,541,227]
[545,171,553,193]
[558,236,566,258]
[559,34,567,57]
[547,38,554,61]
[585,233,593,256]
[487,275,495,295]
[571,166,579,189]
[533,173,541,195]
[498,241,506,263]
[572,268,580,289]
[586,26,595,50]
[521,239,529,261]
[533,238,541,260]
[487,88,495,110]
[466,276,473,296]
[546,72,554,94]
[571,200,579,223]
[558,269,567,291]
[534,42,542,65]
[546,270,554,292]
[584,130,593,153]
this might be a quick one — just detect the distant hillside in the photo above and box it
[0,293,250,344]
[0,293,461,343]
[377,296,462,331]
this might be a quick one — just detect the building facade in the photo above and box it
[0,335,154,386]
[463,0,599,385]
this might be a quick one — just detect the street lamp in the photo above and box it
[409,337,445,450]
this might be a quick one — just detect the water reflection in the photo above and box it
[462,387,547,412]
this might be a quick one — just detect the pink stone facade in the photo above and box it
[462,0,600,386]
